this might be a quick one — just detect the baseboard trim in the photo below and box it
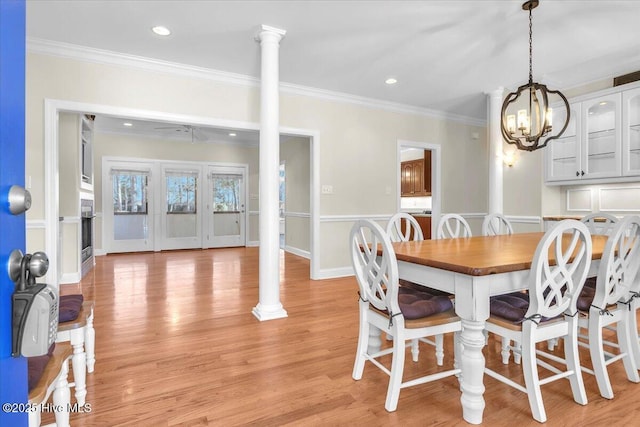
[284,245,310,259]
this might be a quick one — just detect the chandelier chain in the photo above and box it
[528,5,533,84]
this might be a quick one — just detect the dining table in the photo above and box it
[386,231,608,425]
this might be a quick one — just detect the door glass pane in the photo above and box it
[549,104,578,179]
[112,171,149,240]
[166,172,197,238]
[213,174,241,237]
[586,99,617,174]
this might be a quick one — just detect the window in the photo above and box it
[166,172,197,214]
[112,170,148,214]
[213,175,240,212]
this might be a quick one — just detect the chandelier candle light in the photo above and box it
[501,0,570,151]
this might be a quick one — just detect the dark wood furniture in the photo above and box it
[400,150,431,197]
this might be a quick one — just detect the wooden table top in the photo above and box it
[392,232,608,276]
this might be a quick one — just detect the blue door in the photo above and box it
[0,0,27,425]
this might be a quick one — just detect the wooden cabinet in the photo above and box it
[401,151,431,196]
[423,150,432,193]
[413,215,432,240]
[399,215,432,239]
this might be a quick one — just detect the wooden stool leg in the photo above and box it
[70,329,87,406]
[53,359,71,427]
[85,308,95,373]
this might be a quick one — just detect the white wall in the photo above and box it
[25,51,488,276]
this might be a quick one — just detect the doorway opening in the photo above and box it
[397,140,441,237]
[279,161,285,249]
[44,99,321,282]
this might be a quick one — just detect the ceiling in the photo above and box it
[27,0,640,139]
[93,116,262,146]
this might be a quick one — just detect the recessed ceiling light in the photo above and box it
[123,122,133,127]
[229,132,237,137]
[385,77,398,85]
[152,26,171,36]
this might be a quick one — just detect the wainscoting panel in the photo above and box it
[599,187,640,212]
[567,188,592,212]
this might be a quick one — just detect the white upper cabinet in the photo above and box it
[581,93,621,179]
[622,87,640,176]
[545,82,640,185]
[546,102,581,182]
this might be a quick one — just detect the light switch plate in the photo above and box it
[321,185,333,194]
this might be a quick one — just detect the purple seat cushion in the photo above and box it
[59,294,84,322]
[399,279,452,297]
[577,286,596,312]
[584,277,597,289]
[27,343,55,392]
[398,286,454,320]
[490,292,530,322]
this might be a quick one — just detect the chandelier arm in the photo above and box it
[540,90,571,148]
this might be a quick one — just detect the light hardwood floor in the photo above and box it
[49,248,640,426]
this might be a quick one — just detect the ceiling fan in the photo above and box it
[154,124,207,143]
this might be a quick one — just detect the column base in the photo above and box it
[252,303,288,321]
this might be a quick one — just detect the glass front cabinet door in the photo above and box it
[581,93,622,179]
[623,87,640,176]
[546,102,581,182]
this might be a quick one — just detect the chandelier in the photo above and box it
[501,0,570,151]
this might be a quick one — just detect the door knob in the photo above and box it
[8,185,32,215]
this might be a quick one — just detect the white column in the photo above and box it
[487,88,504,215]
[252,25,288,321]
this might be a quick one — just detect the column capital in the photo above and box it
[485,87,504,99]
[256,25,287,43]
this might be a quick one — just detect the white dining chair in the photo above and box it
[481,213,518,354]
[436,214,472,239]
[350,219,461,412]
[482,213,513,236]
[386,212,424,242]
[575,214,640,399]
[386,212,447,364]
[581,212,618,236]
[544,213,620,355]
[484,219,591,423]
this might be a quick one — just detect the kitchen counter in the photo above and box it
[543,215,618,222]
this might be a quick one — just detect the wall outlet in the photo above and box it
[321,184,333,194]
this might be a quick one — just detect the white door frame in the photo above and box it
[396,139,442,234]
[43,99,320,283]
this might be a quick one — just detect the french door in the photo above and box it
[106,163,154,253]
[161,166,202,250]
[206,166,246,248]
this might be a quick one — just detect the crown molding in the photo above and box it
[27,37,486,127]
